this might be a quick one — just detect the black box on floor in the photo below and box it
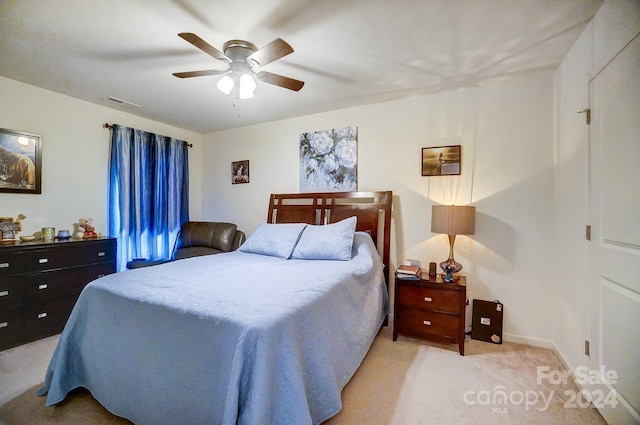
[471,299,503,344]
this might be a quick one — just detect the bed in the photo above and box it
[38,191,392,425]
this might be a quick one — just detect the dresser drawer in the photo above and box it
[0,251,25,277]
[24,241,116,271]
[23,297,77,339]
[396,309,459,341]
[0,307,22,348]
[0,276,23,309]
[73,240,116,266]
[397,285,460,314]
[24,262,114,302]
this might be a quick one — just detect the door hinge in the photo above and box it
[586,225,591,241]
[585,340,590,357]
[578,108,591,125]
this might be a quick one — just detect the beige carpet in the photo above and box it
[0,328,607,425]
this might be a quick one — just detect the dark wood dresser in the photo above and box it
[393,274,467,355]
[0,237,116,351]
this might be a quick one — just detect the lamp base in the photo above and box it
[439,259,462,283]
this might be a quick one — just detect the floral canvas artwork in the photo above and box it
[299,126,357,192]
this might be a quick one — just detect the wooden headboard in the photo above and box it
[268,191,393,285]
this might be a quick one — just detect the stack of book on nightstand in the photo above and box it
[395,264,421,280]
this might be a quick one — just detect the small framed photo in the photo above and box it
[232,160,249,184]
[422,145,461,176]
[0,128,43,194]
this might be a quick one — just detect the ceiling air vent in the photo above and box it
[105,96,141,108]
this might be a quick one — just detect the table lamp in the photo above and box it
[431,205,476,282]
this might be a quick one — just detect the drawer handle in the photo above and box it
[0,262,9,269]
[0,322,7,328]
[38,283,48,290]
[37,312,48,319]
[0,290,8,297]
[39,258,49,264]
[424,296,432,302]
[98,252,106,257]
[423,320,432,326]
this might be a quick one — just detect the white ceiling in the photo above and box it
[0,0,603,134]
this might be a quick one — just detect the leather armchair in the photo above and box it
[126,221,246,269]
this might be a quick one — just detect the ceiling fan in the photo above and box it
[173,33,304,99]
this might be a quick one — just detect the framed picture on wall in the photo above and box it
[232,160,249,184]
[0,128,43,194]
[299,126,358,192]
[422,145,461,176]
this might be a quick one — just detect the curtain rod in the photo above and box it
[103,123,193,147]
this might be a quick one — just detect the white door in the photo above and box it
[588,33,640,424]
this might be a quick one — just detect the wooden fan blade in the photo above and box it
[257,71,304,91]
[247,38,293,67]
[173,69,228,78]
[178,33,229,62]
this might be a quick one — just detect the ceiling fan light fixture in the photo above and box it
[216,74,235,95]
[238,73,257,99]
[238,88,255,100]
[175,34,303,97]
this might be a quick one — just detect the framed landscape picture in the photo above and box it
[422,145,461,176]
[0,128,42,194]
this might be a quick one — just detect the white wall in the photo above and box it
[552,0,640,382]
[201,71,555,345]
[0,76,204,237]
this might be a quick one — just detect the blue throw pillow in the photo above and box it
[239,223,307,258]
[291,216,357,261]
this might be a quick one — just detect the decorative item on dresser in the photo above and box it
[393,274,467,355]
[0,237,116,351]
[0,214,26,244]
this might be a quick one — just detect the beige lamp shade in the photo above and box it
[431,205,476,235]
[431,204,476,282]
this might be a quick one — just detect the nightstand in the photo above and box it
[393,274,467,355]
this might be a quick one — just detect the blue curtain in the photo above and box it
[109,125,189,271]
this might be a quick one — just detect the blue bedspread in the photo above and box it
[38,232,388,424]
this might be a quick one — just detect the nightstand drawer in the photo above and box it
[397,285,460,314]
[396,309,459,340]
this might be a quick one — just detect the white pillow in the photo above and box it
[239,223,307,258]
[291,216,357,261]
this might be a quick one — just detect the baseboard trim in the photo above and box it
[502,333,554,349]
